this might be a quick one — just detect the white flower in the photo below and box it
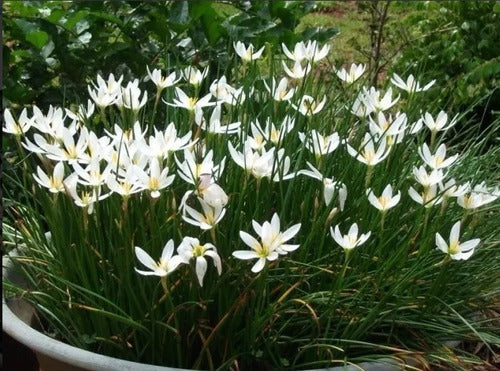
[209,77,245,105]
[88,73,122,108]
[360,86,399,113]
[195,105,241,135]
[368,111,407,143]
[65,100,95,124]
[64,173,109,214]
[167,87,215,111]
[282,60,311,80]
[298,129,340,157]
[330,223,371,250]
[439,179,469,199]
[147,66,180,91]
[228,141,294,181]
[183,66,209,86]
[346,133,391,166]
[33,162,67,193]
[298,162,347,209]
[72,157,112,188]
[132,158,175,198]
[233,213,301,273]
[44,127,90,164]
[390,73,435,93]
[233,41,265,62]
[435,221,480,260]
[366,184,401,211]
[282,41,309,62]
[302,40,330,62]
[457,182,500,209]
[182,198,226,230]
[421,111,458,133]
[408,185,442,208]
[3,108,32,135]
[116,79,148,111]
[263,77,295,102]
[292,95,326,116]
[134,240,184,277]
[413,166,446,187]
[335,63,366,83]
[106,168,142,198]
[178,237,222,286]
[175,148,225,186]
[418,143,458,170]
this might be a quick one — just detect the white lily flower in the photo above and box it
[64,173,109,214]
[408,185,443,208]
[368,111,407,144]
[390,73,435,93]
[302,40,330,62]
[418,143,458,170]
[65,100,95,124]
[134,240,184,277]
[88,73,122,108]
[132,158,175,198]
[413,166,446,187]
[167,87,215,111]
[228,141,294,181]
[439,179,469,199]
[292,95,326,116]
[72,157,112,187]
[282,60,311,80]
[195,105,241,135]
[3,108,32,135]
[209,77,245,105]
[335,63,366,83]
[147,66,180,91]
[282,41,307,62]
[298,129,340,157]
[457,182,500,209]
[178,237,222,286]
[330,223,371,251]
[366,184,401,211]
[346,133,391,166]
[182,198,226,230]
[116,79,148,111]
[31,105,74,141]
[183,66,209,86]
[233,41,265,62]
[298,162,347,209]
[44,127,90,164]
[233,213,301,273]
[106,168,142,198]
[263,77,295,102]
[361,87,399,113]
[175,148,225,186]
[33,162,67,193]
[421,111,458,133]
[435,221,480,261]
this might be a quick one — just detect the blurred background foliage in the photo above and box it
[2,1,499,141]
[2,0,338,110]
[389,1,500,139]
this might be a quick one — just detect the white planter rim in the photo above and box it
[3,249,413,371]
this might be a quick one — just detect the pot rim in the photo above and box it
[2,250,189,371]
[3,249,408,371]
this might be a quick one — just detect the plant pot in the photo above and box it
[3,250,423,370]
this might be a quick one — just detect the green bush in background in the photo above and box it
[2,0,338,110]
[390,1,499,140]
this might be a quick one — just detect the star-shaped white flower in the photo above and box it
[177,237,222,286]
[330,223,371,251]
[366,184,401,211]
[435,221,480,260]
[233,213,301,273]
[134,240,184,277]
